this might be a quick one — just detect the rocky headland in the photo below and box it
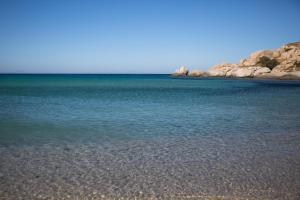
[172,41,300,79]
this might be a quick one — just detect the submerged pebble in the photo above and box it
[0,133,299,199]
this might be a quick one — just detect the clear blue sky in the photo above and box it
[0,0,300,73]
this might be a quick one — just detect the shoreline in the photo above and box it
[171,74,300,81]
[172,41,300,80]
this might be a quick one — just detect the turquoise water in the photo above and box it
[0,74,300,199]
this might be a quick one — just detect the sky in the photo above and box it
[0,0,300,74]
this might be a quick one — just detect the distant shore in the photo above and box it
[172,41,300,80]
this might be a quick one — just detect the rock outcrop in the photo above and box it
[207,63,237,77]
[172,41,300,79]
[253,67,271,76]
[172,66,189,76]
[188,69,206,76]
[230,67,256,78]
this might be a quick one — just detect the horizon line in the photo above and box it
[0,73,170,75]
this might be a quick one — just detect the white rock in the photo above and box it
[253,67,271,76]
[173,66,189,76]
[207,69,227,77]
[188,69,205,76]
[231,68,254,77]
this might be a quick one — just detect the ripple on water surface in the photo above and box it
[0,75,300,199]
[0,132,300,199]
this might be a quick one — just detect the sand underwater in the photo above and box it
[0,74,300,199]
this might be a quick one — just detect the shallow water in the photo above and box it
[0,74,300,199]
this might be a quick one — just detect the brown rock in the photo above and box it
[172,41,300,79]
[240,58,257,66]
[210,63,237,71]
[250,50,273,61]
[272,50,281,58]
[256,56,278,69]
[282,42,300,51]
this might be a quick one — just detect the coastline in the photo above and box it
[172,41,300,80]
[171,74,300,81]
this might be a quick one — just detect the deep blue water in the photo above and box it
[0,74,300,199]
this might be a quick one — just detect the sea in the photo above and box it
[0,74,299,199]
